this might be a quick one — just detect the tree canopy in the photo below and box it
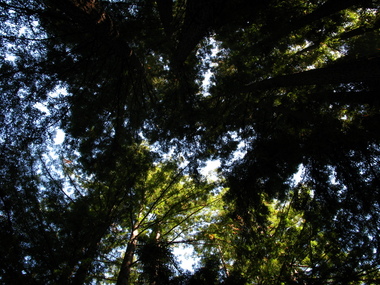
[1,0,380,284]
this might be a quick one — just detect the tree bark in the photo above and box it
[156,0,173,38]
[116,225,139,285]
[244,56,380,91]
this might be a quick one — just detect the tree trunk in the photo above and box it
[244,56,380,91]
[116,226,139,285]
[149,231,162,285]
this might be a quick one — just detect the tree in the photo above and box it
[112,160,216,285]
[195,182,380,284]
[1,0,380,284]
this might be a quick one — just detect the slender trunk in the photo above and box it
[116,226,139,285]
[150,231,161,285]
[217,244,229,279]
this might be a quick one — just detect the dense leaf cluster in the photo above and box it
[1,0,380,284]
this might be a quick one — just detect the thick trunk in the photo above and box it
[156,0,173,38]
[71,243,99,285]
[310,91,380,105]
[57,222,110,285]
[116,226,139,285]
[245,56,380,91]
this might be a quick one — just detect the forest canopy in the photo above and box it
[1,0,380,284]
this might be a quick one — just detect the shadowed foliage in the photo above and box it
[1,0,380,284]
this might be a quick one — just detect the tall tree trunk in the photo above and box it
[71,242,100,285]
[149,231,161,285]
[116,225,139,285]
[244,56,380,91]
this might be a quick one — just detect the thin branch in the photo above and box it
[38,152,75,203]
[137,164,189,228]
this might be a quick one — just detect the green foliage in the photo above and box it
[1,0,380,284]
